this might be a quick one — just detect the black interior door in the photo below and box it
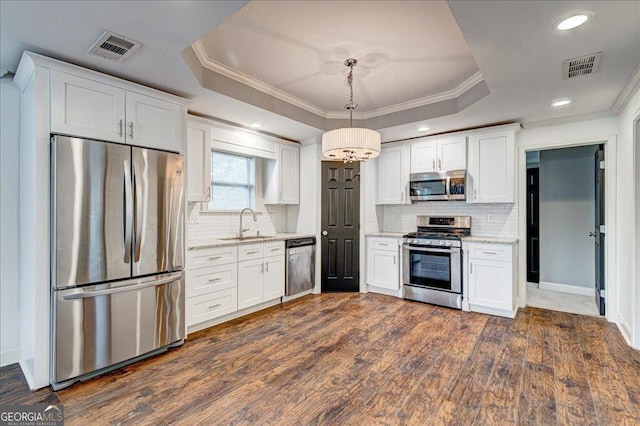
[321,161,360,292]
[594,145,605,315]
[526,168,540,283]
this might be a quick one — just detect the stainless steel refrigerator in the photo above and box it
[51,135,185,389]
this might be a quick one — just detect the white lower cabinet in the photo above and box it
[186,241,286,330]
[186,246,239,328]
[238,242,285,310]
[466,242,518,318]
[366,237,401,296]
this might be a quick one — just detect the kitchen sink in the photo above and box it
[217,235,276,241]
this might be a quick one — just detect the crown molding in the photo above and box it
[192,41,327,117]
[521,110,614,129]
[192,41,484,120]
[611,61,640,115]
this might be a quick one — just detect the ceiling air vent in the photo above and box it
[87,31,141,62]
[562,52,602,79]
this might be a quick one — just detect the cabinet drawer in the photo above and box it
[187,288,237,326]
[187,246,237,269]
[369,237,398,252]
[238,243,264,261]
[467,243,512,262]
[263,241,285,257]
[186,264,237,298]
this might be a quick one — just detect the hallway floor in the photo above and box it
[526,282,600,316]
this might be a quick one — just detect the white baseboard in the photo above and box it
[367,285,402,298]
[617,313,636,349]
[0,345,20,367]
[282,290,312,303]
[470,304,517,319]
[539,281,593,297]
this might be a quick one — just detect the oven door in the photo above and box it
[402,244,461,293]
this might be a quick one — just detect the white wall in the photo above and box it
[539,146,596,289]
[616,84,640,348]
[0,78,21,366]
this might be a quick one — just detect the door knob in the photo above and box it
[322,231,328,236]
[589,232,597,237]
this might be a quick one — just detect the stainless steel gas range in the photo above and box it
[402,216,471,309]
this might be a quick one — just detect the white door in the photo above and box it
[125,92,181,152]
[187,121,211,202]
[468,259,510,309]
[278,145,300,204]
[263,255,285,300]
[367,250,399,290]
[438,136,466,171]
[377,146,409,204]
[410,140,437,173]
[51,70,125,143]
[237,258,264,310]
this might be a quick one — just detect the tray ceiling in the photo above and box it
[190,1,483,120]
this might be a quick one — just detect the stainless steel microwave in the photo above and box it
[409,170,467,201]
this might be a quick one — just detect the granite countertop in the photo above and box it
[365,232,406,238]
[462,236,519,244]
[187,233,316,250]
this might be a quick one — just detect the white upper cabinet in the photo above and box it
[51,70,184,152]
[467,128,516,203]
[409,135,466,173]
[263,143,300,204]
[410,140,437,173]
[187,119,212,203]
[438,136,467,171]
[377,145,410,205]
[125,92,181,152]
[51,71,126,143]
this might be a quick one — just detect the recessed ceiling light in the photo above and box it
[556,12,593,31]
[417,126,430,132]
[248,122,262,128]
[550,99,573,107]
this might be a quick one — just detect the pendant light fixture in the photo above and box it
[322,59,381,163]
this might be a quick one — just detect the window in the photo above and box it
[208,150,255,210]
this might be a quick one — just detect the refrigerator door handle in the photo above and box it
[62,273,182,300]
[123,160,133,264]
[133,160,143,262]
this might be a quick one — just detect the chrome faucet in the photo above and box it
[239,208,257,238]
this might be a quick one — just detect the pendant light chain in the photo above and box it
[346,65,354,127]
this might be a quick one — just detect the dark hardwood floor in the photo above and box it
[1,293,639,425]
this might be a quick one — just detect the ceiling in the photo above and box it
[1,1,639,143]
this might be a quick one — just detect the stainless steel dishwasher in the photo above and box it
[285,237,316,296]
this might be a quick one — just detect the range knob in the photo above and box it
[445,241,453,246]
[439,241,445,245]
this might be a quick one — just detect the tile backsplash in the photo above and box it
[382,202,518,238]
[187,203,288,241]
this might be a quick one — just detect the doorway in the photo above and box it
[320,161,360,292]
[525,145,604,316]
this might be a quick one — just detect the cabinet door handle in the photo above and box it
[470,262,473,274]
[119,119,123,137]
[401,191,404,201]
[129,122,134,139]
[208,256,222,260]
[482,251,498,255]
[438,159,442,170]
[205,186,211,200]
[432,159,436,170]
[261,262,264,273]
[246,250,258,255]
[270,247,280,251]
[474,189,479,200]
[265,261,269,272]
[393,255,396,265]
[208,277,222,283]
[207,304,222,311]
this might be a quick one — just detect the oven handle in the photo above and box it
[403,244,459,254]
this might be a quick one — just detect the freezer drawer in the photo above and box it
[52,272,185,384]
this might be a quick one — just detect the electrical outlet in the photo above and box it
[189,215,199,224]
[487,213,495,223]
